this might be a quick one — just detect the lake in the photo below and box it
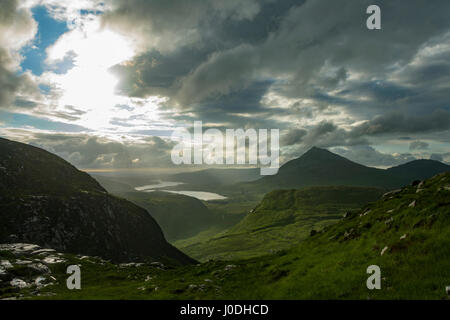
[134,181,184,191]
[135,181,227,201]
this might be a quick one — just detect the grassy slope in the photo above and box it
[13,172,448,300]
[117,191,244,242]
[175,186,384,261]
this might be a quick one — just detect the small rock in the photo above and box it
[400,234,407,240]
[10,278,30,289]
[381,246,389,256]
[31,249,56,256]
[385,217,394,225]
[387,209,395,214]
[204,279,213,283]
[119,262,139,268]
[408,200,416,208]
[150,262,165,268]
[0,260,13,269]
[382,189,402,198]
[43,256,66,264]
[225,265,237,271]
[15,260,32,265]
[28,263,51,274]
[34,276,48,287]
[416,188,423,194]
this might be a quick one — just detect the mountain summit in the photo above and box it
[0,138,194,264]
[246,147,449,191]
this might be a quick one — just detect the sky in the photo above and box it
[0,0,449,170]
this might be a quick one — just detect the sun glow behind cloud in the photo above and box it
[39,12,164,131]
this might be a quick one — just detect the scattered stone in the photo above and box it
[31,249,56,256]
[1,260,13,269]
[225,265,237,271]
[145,276,152,282]
[387,209,395,214]
[119,262,143,268]
[385,217,394,225]
[381,246,389,256]
[0,244,40,256]
[382,189,402,198]
[28,263,51,274]
[204,279,213,283]
[400,234,407,240]
[150,262,165,268]
[15,259,32,265]
[408,200,416,208]
[34,276,49,287]
[10,278,30,289]
[43,256,66,264]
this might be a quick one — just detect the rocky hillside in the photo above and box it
[1,173,449,300]
[176,186,385,261]
[0,138,194,265]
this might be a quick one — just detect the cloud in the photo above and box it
[331,145,416,168]
[409,141,429,150]
[0,0,40,110]
[2,129,177,169]
[2,0,450,168]
[350,109,450,136]
[102,0,264,53]
[430,153,444,162]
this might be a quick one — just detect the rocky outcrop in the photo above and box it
[0,138,195,264]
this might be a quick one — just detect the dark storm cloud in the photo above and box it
[103,0,450,133]
[350,109,450,136]
[280,128,307,146]
[281,121,369,149]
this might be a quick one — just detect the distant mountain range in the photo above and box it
[0,138,194,264]
[243,147,449,192]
